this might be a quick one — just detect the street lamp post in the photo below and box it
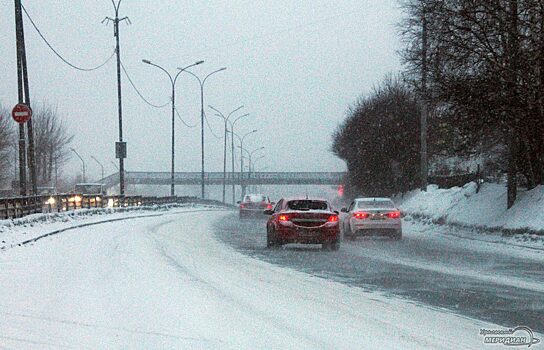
[142,59,204,196]
[71,148,86,183]
[182,67,227,199]
[240,146,264,193]
[227,113,250,204]
[251,154,265,193]
[231,130,258,200]
[209,105,245,203]
[91,156,105,183]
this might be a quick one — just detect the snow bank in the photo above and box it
[0,203,226,250]
[396,182,544,233]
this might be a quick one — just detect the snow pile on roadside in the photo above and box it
[397,182,544,233]
[0,203,226,250]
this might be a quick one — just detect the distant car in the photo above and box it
[238,194,273,218]
[264,197,340,250]
[341,198,402,240]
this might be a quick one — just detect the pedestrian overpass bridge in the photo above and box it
[102,171,345,190]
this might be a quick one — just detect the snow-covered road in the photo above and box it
[0,208,501,349]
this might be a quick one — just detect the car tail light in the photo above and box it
[387,211,401,219]
[240,204,245,208]
[266,204,273,209]
[279,214,290,222]
[328,215,339,222]
[354,212,369,219]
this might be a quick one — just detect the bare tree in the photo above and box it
[29,103,73,187]
[0,104,15,187]
[399,0,544,207]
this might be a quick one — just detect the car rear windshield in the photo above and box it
[357,200,395,209]
[287,200,328,211]
[244,195,266,202]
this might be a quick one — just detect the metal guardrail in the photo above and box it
[0,194,226,220]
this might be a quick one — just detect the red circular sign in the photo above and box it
[12,103,32,124]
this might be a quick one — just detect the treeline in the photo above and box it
[0,103,72,191]
[332,77,421,196]
[333,0,544,206]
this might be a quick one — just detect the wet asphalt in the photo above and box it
[213,212,544,334]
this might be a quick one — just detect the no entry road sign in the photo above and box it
[12,103,32,124]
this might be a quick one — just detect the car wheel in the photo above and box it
[344,224,356,241]
[266,227,278,248]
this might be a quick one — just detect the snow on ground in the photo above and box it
[395,182,544,247]
[0,208,502,349]
[0,203,221,250]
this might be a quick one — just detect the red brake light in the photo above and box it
[279,214,289,222]
[240,204,245,208]
[266,204,273,209]
[328,215,339,222]
[387,211,401,219]
[354,212,369,219]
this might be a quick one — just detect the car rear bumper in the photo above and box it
[239,208,265,216]
[352,221,401,236]
[275,226,339,244]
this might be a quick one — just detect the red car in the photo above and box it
[264,198,340,250]
[238,194,273,218]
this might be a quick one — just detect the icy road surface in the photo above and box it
[216,213,544,336]
[0,209,524,349]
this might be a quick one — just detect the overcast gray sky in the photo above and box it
[1,1,402,180]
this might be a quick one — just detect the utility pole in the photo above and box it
[420,4,428,191]
[14,0,36,196]
[103,1,130,196]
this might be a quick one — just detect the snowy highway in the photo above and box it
[215,212,544,335]
[0,207,541,349]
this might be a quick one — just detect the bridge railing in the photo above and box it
[101,171,346,188]
[0,194,228,221]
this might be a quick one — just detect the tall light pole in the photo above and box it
[71,148,86,183]
[209,105,245,203]
[232,130,258,200]
[91,156,105,183]
[251,154,265,193]
[241,146,265,184]
[239,147,264,194]
[228,113,250,204]
[142,59,204,196]
[103,0,130,196]
[182,67,227,199]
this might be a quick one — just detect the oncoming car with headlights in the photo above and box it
[341,197,402,240]
[264,198,340,250]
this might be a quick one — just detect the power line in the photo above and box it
[120,61,169,108]
[183,8,362,58]
[203,111,222,139]
[174,107,198,128]
[21,4,115,72]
